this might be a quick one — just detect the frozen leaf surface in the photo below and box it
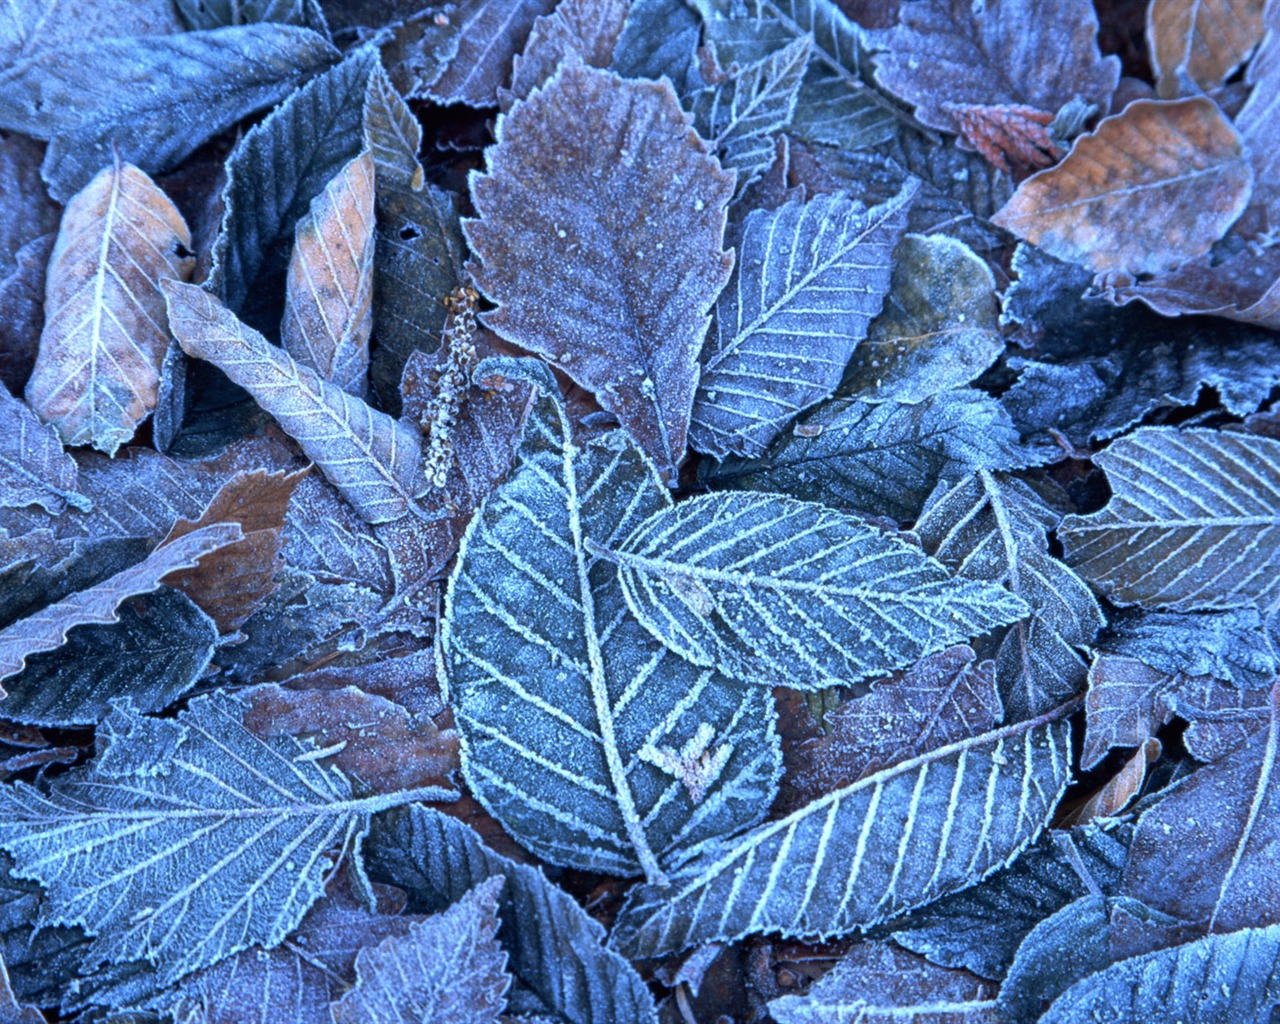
[689,184,915,459]
[0,386,87,515]
[612,709,1072,957]
[164,282,427,524]
[0,25,337,201]
[1100,608,1278,691]
[992,98,1253,274]
[1061,428,1280,615]
[871,0,1118,147]
[282,150,375,397]
[332,877,510,1024]
[418,0,556,107]
[504,0,630,106]
[366,804,657,1024]
[465,61,734,476]
[0,694,450,986]
[604,490,1028,689]
[1148,0,1267,97]
[25,161,194,454]
[440,360,780,880]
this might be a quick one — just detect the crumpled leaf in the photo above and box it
[1100,607,1278,691]
[164,282,428,525]
[788,647,1002,803]
[440,359,780,880]
[992,98,1253,274]
[504,0,630,107]
[0,24,338,202]
[1061,427,1280,615]
[839,233,1002,402]
[282,150,375,397]
[872,0,1118,146]
[706,390,1031,523]
[888,824,1130,981]
[465,60,734,477]
[25,161,194,454]
[689,183,916,459]
[1148,0,1267,98]
[915,471,1106,719]
[604,490,1029,690]
[612,708,1073,957]
[1039,923,1280,1024]
[0,693,451,987]
[769,941,999,1023]
[1120,685,1280,936]
[0,385,88,515]
[332,877,510,1024]
[366,803,658,1024]
[0,522,239,686]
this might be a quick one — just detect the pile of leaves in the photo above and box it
[0,0,1279,1020]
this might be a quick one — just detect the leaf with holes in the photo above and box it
[440,358,780,882]
[1061,428,1280,615]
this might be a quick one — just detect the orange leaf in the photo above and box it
[1148,0,1268,98]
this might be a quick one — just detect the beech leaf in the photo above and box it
[464,60,735,476]
[282,150,376,397]
[0,385,88,515]
[1148,0,1268,98]
[992,98,1254,274]
[163,282,428,525]
[1061,427,1280,615]
[25,161,194,454]
[601,490,1029,689]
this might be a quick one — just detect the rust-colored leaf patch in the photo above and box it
[1148,0,1268,97]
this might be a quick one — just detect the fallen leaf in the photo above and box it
[464,60,734,477]
[503,0,630,107]
[0,385,88,515]
[992,98,1253,273]
[1147,0,1267,98]
[0,134,58,275]
[0,233,53,396]
[1060,737,1160,826]
[25,160,194,454]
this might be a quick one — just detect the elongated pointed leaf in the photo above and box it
[1061,428,1280,615]
[0,386,87,514]
[915,471,1106,719]
[164,282,427,524]
[362,65,423,195]
[603,491,1028,690]
[0,694,451,986]
[0,25,338,202]
[612,709,1073,957]
[441,358,780,880]
[689,184,916,458]
[25,162,194,454]
[465,61,735,476]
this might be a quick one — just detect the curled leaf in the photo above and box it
[1148,0,1268,97]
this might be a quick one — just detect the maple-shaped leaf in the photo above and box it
[611,708,1073,957]
[25,160,194,454]
[0,694,450,988]
[992,98,1253,274]
[0,385,88,515]
[840,233,1002,403]
[1039,924,1280,1023]
[0,523,240,687]
[870,0,1118,150]
[769,942,999,1024]
[707,390,1030,523]
[282,150,375,397]
[366,804,658,1024]
[0,25,338,201]
[465,60,735,477]
[332,877,510,1024]
[602,490,1028,690]
[1061,428,1280,615]
[888,824,1129,980]
[441,358,780,880]
[163,282,428,524]
[915,471,1106,719]
[789,647,1002,803]
[1148,0,1267,98]
[504,0,629,107]
[689,183,916,459]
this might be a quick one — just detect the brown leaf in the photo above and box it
[871,0,1118,146]
[362,64,424,196]
[1120,683,1280,936]
[992,97,1253,273]
[25,160,194,453]
[161,468,304,632]
[1081,654,1173,770]
[465,60,735,477]
[0,522,240,687]
[273,643,445,720]
[1148,0,1268,98]
[1060,737,1160,826]
[282,150,375,397]
[241,682,459,796]
[943,102,1061,172]
[0,384,88,514]
[502,0,631,108]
